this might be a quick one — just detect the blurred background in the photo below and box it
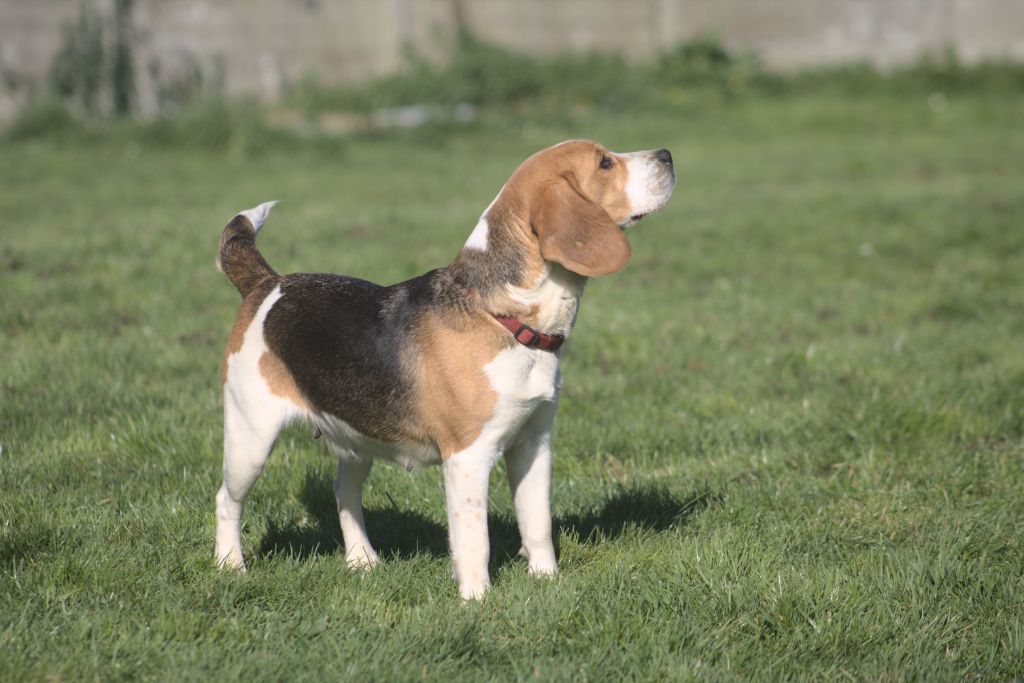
[1,0,1022,124]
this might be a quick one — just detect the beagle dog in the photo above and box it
[214,140,675,599]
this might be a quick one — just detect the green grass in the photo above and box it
[2,85,1024,681]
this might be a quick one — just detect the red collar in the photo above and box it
[493,315,565,351]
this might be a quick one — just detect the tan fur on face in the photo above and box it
[512,140,634,225]
[258,351,311,410]
[416,311,509,458]
[566,143,633,225]
[476,140,636,284]
[531,181,631,277]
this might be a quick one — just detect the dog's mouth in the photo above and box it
[619,178,675,229]
[619,212,650,230]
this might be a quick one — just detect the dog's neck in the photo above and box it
[502,263,585,337]
[449,193,585,336]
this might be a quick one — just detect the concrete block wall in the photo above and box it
[1,0,1021,119]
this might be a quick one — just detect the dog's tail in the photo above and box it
[217,201,280,298]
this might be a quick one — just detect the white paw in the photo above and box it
[458,579,490,601]
[345,547,379,570]
[522,544,557,576]
[527,561,558,577]
[215,549,246,572]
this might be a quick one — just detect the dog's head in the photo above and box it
[509,139,676,277]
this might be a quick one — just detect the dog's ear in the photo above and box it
[530,181,631,277]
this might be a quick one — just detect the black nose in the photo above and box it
[655,148,673,166]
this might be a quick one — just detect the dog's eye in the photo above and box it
[599,155,614,170]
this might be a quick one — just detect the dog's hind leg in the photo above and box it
[332,450,378,569]
[215,283,303,571]
[214,389,290,571]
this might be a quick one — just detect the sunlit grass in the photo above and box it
[2,86,1023,680]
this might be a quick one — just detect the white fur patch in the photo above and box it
[441,341,563,475]
[462,186,505,252]
[481,345,560,445]
[506,264,585,336]
[464,216,490,251]
[224,285,287,408]
[443,443,500,599]
[238,200,280,233]
[618,152,675,224]
[443,344,561,599]
[504,403,558,576]
[316,413,441,471]
[217,284,302,570]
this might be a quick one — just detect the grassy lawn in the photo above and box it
[2,86,1023,680]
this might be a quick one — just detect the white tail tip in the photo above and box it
[238,200,279,232]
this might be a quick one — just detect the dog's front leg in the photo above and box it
[505,402,558,576]
[443,443,500,600]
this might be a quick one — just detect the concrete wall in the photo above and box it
[461,0,1024,66]
[2,0,1022,118]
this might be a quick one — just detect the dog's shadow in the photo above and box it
[257,470,718,570]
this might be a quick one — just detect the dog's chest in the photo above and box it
[478,345,561,446]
